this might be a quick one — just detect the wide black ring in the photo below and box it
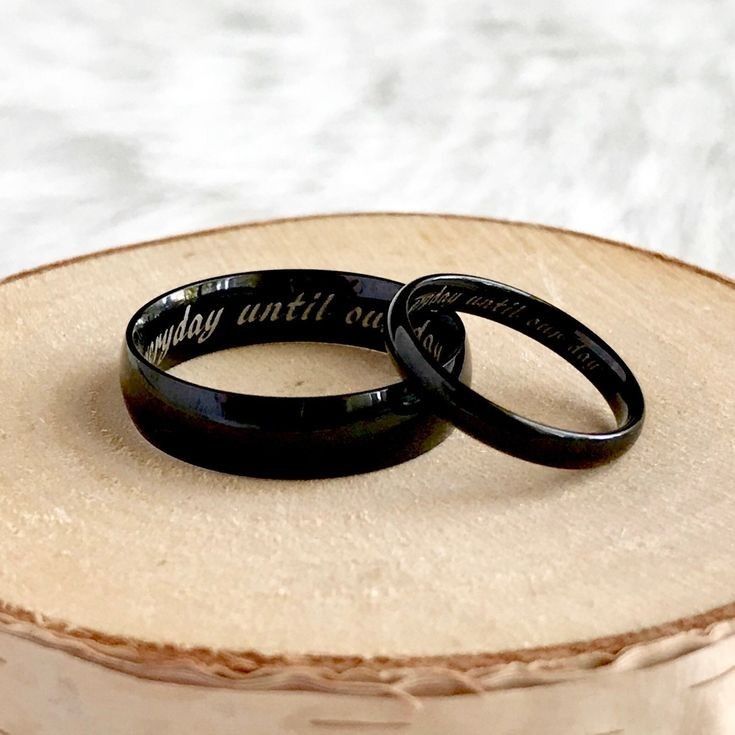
[386,274,645,469]
[121,269,470,478]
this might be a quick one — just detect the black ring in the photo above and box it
[386,274,645,469]
[121,269,470,478]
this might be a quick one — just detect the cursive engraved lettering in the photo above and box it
[145,304,225,365]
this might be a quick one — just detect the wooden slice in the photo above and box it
[1,213,734,734]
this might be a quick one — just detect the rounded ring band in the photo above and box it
[386,273,645,469]
[121,269,470,478]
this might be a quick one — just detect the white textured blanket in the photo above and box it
[1,0,733,276]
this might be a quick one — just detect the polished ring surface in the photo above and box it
[386,273,645,469]
[121,269,470,478]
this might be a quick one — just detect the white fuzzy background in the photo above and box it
[0,0,733,277]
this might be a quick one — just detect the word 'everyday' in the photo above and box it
[144,304,224,365]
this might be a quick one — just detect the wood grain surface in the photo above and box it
[1,212,733,653]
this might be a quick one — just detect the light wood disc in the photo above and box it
[1,215,734,724]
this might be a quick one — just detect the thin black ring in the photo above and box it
[386,274,645,469]
[121,269,470,478]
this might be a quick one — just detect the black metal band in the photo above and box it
[121,270,470,478]
[386,274,645,468]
